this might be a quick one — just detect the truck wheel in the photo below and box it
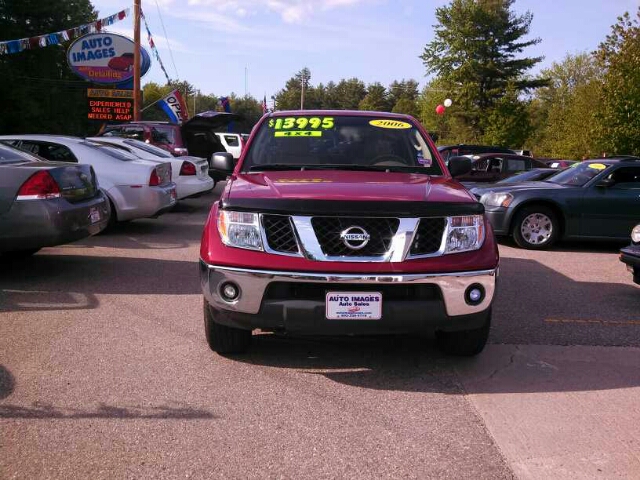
[436,309,491,356]
[203,301,251,354]
[512,205,559,250]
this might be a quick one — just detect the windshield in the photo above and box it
[123,139,173,158]
[496,169,554,184]
[242,115,442,175]
[546,161,613,186]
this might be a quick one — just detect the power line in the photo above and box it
[154,0,179,80]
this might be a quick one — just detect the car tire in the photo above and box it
[436,309,491,356]
[203,300,251,354]
[512,205,559,250]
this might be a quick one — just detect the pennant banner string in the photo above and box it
[0,9,130,55]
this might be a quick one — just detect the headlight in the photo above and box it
[632,224,640,243]
[445,215,485,254]
[482,192,513,208]
[217,210,263,250]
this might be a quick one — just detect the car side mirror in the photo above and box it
[211,152,235,175]
[596,177,615,188]
[448,156,473,177]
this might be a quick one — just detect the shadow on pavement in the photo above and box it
[0,402,215,420]
[227,255,639,393]
[0,255,199,312]
[0,365,15,399]
[498,236,628,253]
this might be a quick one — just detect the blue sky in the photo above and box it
[91,0,639,103]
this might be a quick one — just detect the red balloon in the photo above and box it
[435,104,446,115]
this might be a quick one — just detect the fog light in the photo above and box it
[465,284,485,306]
[220,282,240,301]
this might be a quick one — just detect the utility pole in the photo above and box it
[299,67,310,110]
[133,0,141,121]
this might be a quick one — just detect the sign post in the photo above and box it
[133,0,142,121]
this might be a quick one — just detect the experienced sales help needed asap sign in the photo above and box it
[67,32,150,85]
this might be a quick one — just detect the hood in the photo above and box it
[470,180,569,196]
[229,170,475,202]
[182,111,243,132]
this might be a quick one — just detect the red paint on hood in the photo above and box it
[226,170,475,204]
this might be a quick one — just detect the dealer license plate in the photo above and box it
[89,207,100,224]
[326,292,382,320]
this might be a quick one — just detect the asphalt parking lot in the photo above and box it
[1,184,639,479]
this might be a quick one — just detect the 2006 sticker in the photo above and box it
[369,119,412,129]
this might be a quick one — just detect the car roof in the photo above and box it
[0,134,86,145]
[268,110,414,120]
[471,153,533,160]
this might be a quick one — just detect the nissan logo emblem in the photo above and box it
[340,226,371,250]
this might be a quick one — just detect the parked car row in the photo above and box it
[0,134,216,256]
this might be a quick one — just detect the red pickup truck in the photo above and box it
[199,111,499,356]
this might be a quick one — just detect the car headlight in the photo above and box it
[482,192,513,208]
[445,215,485,254]
[632,224,640,244]
[217,210,263,250]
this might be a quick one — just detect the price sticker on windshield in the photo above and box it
[369,119,412,129]
[269,117,335,130]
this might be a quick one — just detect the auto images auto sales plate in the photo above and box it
[326,292,382,320]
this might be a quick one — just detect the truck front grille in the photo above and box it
[409,218,447,256]
[311,217,400,257]
[262,215,299,253]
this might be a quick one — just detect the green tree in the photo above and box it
[528,53,605,158]
[482,84,530,147]
[420,0,546,139]
[0,0,97,135]
[358,82,388,111]
[594,9,640,155]
[388,80,419,110]
[229,94,263,133]
[333,78,367,110]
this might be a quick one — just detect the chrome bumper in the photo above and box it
[200,263,497,317]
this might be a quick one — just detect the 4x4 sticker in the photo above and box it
[369,119,412,129]
[269,117,334,130]
[274,131,322,137]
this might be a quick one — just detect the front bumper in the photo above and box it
[200,262,497,334]
[620,245,640,285]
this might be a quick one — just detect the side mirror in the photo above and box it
[448,156,473,177]
[211,152,235,175]
[596,177,615,188]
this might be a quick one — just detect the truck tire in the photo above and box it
[436,309,491,356]
[203,300,251,354]
[512,205,559,250]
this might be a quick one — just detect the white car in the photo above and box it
[87,137,214,200]
[215,132,243,159]
[0,135,177,223]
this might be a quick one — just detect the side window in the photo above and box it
[224,135,240,147]
[488,157,503,172]
[124,127,145,141]
[506,158,527,172]
[102,127,124,137]
[473,159,489,172]
[611,167,640,189]
[22,142,77,162]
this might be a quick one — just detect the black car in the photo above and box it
[620,224,640,285]
[473,158,640,249]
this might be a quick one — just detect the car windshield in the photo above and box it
[242,115,442,175]
[82,141,138,161]
[496,169,554,184]
[123,139,173,158]
[0,144,39,163]
[545,161,613,186]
